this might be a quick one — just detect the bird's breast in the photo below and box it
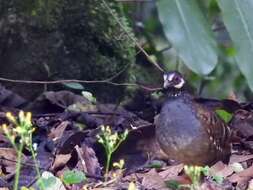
[155,98,211,164]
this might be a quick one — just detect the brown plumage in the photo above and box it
[155,71,231,165]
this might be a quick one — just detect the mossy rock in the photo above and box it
[0,0,135,102]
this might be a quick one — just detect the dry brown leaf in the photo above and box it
[142,169,168,190]
[229,154,253,164]
[48,121,69,141]
[200,181,224,190]
[210,161,234,178]
[51,154,71,171]
[80,143,101,176]
[159,164,184,180]
[228,165,253,184]
[0,147,26,173]
[89,188,115,190]
[248,178,253,190]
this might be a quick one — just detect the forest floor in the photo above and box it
[0,88,253,190]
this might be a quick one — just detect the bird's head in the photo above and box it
[163,71,185,90]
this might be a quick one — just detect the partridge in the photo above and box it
[155,71,231,165]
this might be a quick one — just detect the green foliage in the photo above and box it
[63,82,85,90]
[146,160,163,169]
[62,170,86,185]
[2,111,41,190]
[0,0,136,102]
[14,0,63,29]
[217,0,253,91]
[97,125,128,181]
[82,91,96,104]
[183,165,224,189]
[184,165,203,189]
[165,180,180,190]
[37,171,63,190]
[215,109,233,123]
[155,0,253,92]
[157,0,218,75]
[165,165,224,190]
[212,175,224,184]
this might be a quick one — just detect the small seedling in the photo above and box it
[113,159,125,170]
[82,91,96,104]
[128,181,137,190]
[165,180,180,190]
[97,125,128,181]
[183,165,224,189]
[37,171,64,190]
[62,169,86,185]
[2,111,41,190]
[112,159,125,180]
[183,165,203,190]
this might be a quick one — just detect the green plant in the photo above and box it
[215,109,233,123]
[97,125,128,181]
[183,165,203,190]
[128,181,137,190]
[37,171,64,190]
[111,159,125,180]
[182,165,224,190]
[165,180,180,190]
[157,0,253,91]
[62,169,86,185]
[82,91,96,104]
[2,111,41,190]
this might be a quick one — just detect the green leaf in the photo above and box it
[215,109,232,123]
[217,0,253,90]
[212,175,224,184]
[201,166,210,176]
[165,180,180,190]
[146,160,163,169]
[82,91,96,103]
[37,171,65,190]
[62,170,86,185]
[63,82,84,90]
[157,0,218,75]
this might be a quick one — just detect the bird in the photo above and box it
[155,71,232,165]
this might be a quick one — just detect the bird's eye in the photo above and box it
[174,76,180,82]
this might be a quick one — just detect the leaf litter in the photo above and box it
[0,89,252,189]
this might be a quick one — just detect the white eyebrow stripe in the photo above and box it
[168,73,175,81]
[174,79,185,89]
[163,74,168,81]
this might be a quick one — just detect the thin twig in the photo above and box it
[0,76,162,91]
[74,145,87,173]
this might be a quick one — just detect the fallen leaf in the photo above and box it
[48,121,70,141]
[210,161,234,178]
[80,143,102,176]
[159,164,184,180]
[228,165,253,184]
[0,84,26,108]
[0,147,26,173]
[141,169,168,190]
[248,178,253,190]
[229,154,253,164]
[51,154,71,171]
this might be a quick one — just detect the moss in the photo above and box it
[0,0,135,102]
